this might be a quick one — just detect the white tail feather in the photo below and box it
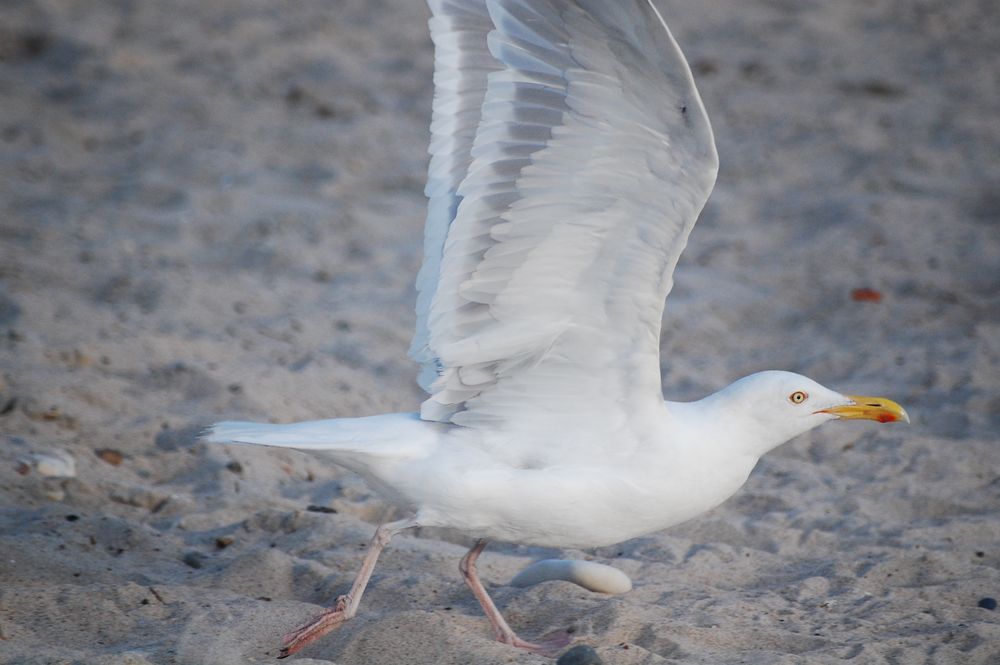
[203,412,441,458]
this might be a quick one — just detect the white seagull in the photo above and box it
[207,0,908,658]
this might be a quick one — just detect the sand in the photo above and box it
[1,0,999,663]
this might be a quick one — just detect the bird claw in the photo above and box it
[277,598,351,659]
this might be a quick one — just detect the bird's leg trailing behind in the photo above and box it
[460,540,573,657]
[280,525,573,659]
[278,517,418,659]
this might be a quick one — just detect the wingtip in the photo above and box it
[198,423,220,443]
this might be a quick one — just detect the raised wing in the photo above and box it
[414,0,718,444]
[411,0,502,392]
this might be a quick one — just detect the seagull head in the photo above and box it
[707,370,909,456]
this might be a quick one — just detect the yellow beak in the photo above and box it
[819,396,910,423]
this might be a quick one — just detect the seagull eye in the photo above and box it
[789,390,808,404]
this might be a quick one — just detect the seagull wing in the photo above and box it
[414,0,718,449]
[411,0,503,392]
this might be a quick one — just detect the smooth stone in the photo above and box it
[557,644,603,665]
[182,551,207,569]
[510,559,632,594]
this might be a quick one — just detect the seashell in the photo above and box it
[18,450,76,478]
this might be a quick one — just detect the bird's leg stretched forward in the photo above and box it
[278,517,417,659]
[460,539,573,657]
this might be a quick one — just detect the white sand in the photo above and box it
[1,1,999,663]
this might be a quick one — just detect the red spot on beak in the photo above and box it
[877,413,896,423]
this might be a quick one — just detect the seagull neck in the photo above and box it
[666,390,776,460]
[656,397,763,511]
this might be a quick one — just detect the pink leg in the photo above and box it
[459,540,572,657]
[279,517,416,658]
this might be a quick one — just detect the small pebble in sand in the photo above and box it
[851,287,883,302]
[557,644,603,665]
[0,396,16,415]
[182,551,206,569]
[17,451,76,478]
[978,597,997,611]
[510,560,632,594]
[95,448,124,466]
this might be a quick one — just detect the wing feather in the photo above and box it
[411,0,502,392]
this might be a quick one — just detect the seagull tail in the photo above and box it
[202,412,437,457]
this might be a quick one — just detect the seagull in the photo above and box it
[206,0,908,658]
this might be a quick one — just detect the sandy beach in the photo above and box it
[2,0,999,663]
